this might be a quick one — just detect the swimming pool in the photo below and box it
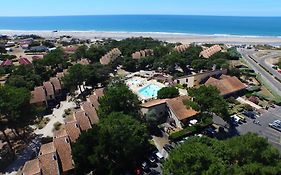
[138,84,161,98]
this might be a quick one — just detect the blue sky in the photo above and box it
[1,0,281,17]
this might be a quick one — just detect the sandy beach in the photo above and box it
[1,30,281,45]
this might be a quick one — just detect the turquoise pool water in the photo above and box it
[138,84,161,98]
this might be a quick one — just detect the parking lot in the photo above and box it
[236,105,281,151]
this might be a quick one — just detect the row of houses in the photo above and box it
[30,70,67,107]
[99,48,122,65]
[132,49,154,59]
[174,44,189,53]
[199,45,222,58]
[22,88,104,175]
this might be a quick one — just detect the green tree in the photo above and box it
[43,49,66,69]
[0,45,7,55]
[62,64,88,93]
[74,45,88,60]
[157,87,179,99]
[188,85,229,120]
[98,83,140,117]
[163,133,281,175]
[72,112,150,175]
[86,45,106,63]
[0,85,37,155]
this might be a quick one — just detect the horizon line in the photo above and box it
[0,14,281,18]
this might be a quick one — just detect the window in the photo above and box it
[53,155,57,160]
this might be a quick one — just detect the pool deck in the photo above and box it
[126,76,166,101]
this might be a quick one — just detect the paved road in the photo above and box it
[236,106,281,152]
[238,49,281,94]
[253,51,281,80]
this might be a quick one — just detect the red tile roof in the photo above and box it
[53,131,74,173]
[1,59,13,66]
[18,57,31,65]
[22,159,41,175]
[30,86,47,104]
[81,102,99,125]
[200,45,222,58]
[100,48,121,65]
[74,110,92,131]
[38,151,60,175]
[43,81,55,97]
[88,94,100,110]
[50,77,62,92]
[39,142,56,155]
[79,58,90,65]
[205,75,247,96]
[141,99,167,108]
[166,96,198,121]
[65,118,81,143]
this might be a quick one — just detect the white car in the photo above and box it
[155,151,164,160]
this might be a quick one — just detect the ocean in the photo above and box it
[0,15,281,37]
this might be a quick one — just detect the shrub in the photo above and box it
[53,122,62,131]
[157,87,179,99]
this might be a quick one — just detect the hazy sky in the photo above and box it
[1,0,281,17]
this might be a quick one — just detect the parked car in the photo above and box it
[203,127,216,137]
[141,161,150,173]
[242,111,256,119]
[153,151,164,161]
[231,115,242,125]
[148,155,156,166]
[237,114,246,122]
[269,120,281,130]
[269,120,281,132]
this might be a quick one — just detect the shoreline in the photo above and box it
[1,30,281,45]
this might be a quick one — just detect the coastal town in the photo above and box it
[0,33,281,175]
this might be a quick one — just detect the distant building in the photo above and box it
[29,46,48,52]
[100,48,122,65]
[63,46,78,54]
[200,45,222,58]
[30,86,47,107]
[18,57,31,65]
[174,44,189,53]
[205,75,247,97]
[132,49,154,59]
[174,69,227,88]
[43,81,55,100]
[0,59,13,66]
[30,76,64,107]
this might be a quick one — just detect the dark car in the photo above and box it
[242,111,256,119]
[148,155,157,165]
[203,127,216,137]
